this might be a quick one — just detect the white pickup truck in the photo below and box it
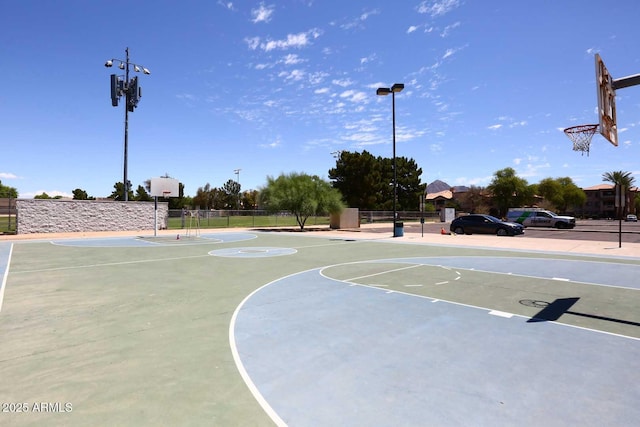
[506,208,576,229]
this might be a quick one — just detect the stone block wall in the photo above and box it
[15,199,168,234]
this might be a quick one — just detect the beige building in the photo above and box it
[578,184,638,219]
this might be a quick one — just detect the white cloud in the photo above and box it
[341,9,380,30]
[176,93,196,101]
[260,140,281,149]
[339,90,368,103]
[251,3,275,23]
[430,142,443,152]
[308,71,329,85]
[0,172,18,179]
[314,87,330,94]
[260,136,282,149]
[509,120,528,128]
[417,0,460,17]
[441,44,466,60]
[24,190,73,199]
[283,54,303,65]
[260,29,322,51]
[245,37,261,50]
[218,1,235,11]
[360,53,377,65]
[279,69,305,81]
[454,176,493,186]
[440,21,460,37]
[518,161,551,178]
[368,82,388,89]
[333,78,353,87]
[488,124,502,130]
[407,25,419,34]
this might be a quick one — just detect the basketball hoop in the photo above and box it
[563,124,599,156]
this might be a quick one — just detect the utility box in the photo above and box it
[441,208,455,222]
[330,208,359,229]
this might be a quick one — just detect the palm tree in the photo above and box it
[602,170,636,217]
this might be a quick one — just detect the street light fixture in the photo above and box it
[105,47,151,201]
[376,83,404,237]
[234,168,241,209]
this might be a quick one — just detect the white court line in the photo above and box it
[346,264,422,282]
[11,254,211,274]
[552,277,571,282]
[489,310,514,318]
[229,271,305,427]
[0,243,14,313]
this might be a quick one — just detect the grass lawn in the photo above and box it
[0,215,16,234]
[167,214,331,229]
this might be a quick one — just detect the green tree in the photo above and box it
[328,150,424,210]
[0,181,18,198]
[537,177,585,213]
[260,172,345,229]
[487,167,534,217]
[556,177,586,213]
[222,179,241,209]
[135,185,153,202]
[72,188,90,200]
[241,189,259,210]
[168,182,187,209]
[34,192,51,199]
[193,183,224,210]
[456,185,489,214]
[193,183,212,210]
[602,170,636,216]
[537,178,563,209]
[109,181,134,201]
[329,150,381,210]
[602,170,635,187]
[391,155,424,211]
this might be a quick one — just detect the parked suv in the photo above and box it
[506,208,576,229]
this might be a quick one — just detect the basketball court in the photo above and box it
[1,229,638,426]
[1,52,639,426]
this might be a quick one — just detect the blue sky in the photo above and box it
[2,0,640,199]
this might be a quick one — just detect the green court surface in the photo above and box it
[0,231,638,426]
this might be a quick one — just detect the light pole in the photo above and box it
[376,83,404,237]
[105,48,151,201]
[234,168,241,209]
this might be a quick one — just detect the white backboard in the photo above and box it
[150,177,179,198]
[595,54,618,146]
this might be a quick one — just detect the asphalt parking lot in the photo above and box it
[394,219,640,244]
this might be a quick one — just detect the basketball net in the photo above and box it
[563,124,599,156]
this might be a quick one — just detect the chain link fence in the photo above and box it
[166,209,441,230]
[0,198,16,234]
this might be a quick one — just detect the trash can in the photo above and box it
[394,221,404,237]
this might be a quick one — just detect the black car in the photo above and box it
[450,214,525,236]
